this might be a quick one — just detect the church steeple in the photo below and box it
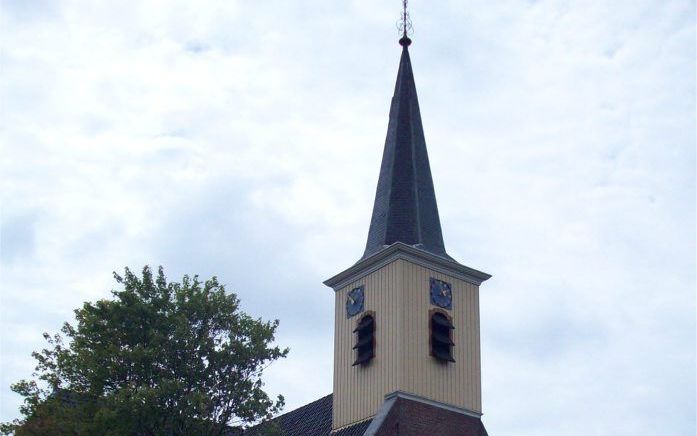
[325,9,490,432]
[363,37,449,260]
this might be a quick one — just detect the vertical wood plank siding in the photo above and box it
[333,260,402,429]
[332,259,482,429]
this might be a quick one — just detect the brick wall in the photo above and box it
[375,397,488,436]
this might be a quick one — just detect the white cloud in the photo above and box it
[1,0,694,434]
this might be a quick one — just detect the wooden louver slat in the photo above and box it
[431,312,455,363]
[353,314,375,366]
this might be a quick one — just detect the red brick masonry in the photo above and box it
[373,396,488,436]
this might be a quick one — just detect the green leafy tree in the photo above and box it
[2,266,289,435]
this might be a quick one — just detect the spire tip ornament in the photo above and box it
[397,0,413,47]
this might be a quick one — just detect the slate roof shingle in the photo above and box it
[242,394,371,436]
[363,40,451,261]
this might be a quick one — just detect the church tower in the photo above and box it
[324,23,491,435]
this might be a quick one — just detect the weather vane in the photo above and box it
[397,0,413,45]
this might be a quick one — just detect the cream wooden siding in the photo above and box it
[399,261,482,413]
[333,260,402,430]
[332,258,482,430]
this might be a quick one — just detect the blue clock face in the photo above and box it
[429,278,452,310]
[346,286,365,318]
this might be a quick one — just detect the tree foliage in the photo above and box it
[2,266,289,435]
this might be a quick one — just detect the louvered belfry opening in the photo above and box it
[353,314,375,366]
[430,311,455,363]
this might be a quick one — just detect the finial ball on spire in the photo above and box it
[399,36,412,47]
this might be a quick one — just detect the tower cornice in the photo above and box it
[324,242,491,290]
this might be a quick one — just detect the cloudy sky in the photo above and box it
[1,0,695,434]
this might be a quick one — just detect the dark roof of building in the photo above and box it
[334,419,373,436]
[363,40,451,261]
[242,394,371,436]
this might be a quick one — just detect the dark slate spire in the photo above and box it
[362,39,450,260]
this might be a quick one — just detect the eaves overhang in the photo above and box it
[323,242,491,290]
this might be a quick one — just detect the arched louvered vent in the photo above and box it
[353,313,375,366]
[430,311,455,363]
